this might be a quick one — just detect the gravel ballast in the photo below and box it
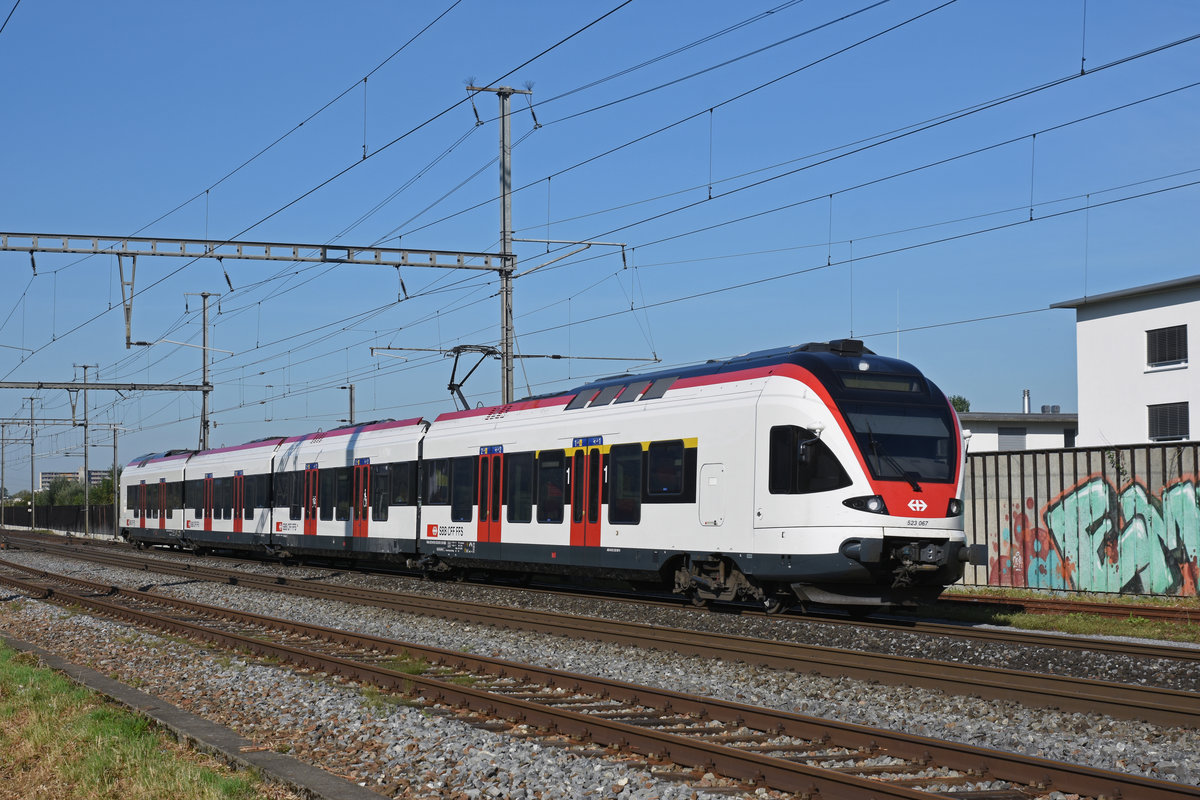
[1,547,1197,791]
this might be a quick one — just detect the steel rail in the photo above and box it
[3,537,1199,728]
[2,562,1197,800]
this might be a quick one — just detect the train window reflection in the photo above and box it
[768,426,851,494]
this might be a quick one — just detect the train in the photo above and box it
[119,339,985,610]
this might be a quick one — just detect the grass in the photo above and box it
[925,587,1200,644]
[381,652,430,675]
[0,643,272,800]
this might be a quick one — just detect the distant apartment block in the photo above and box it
[39,468,108,491]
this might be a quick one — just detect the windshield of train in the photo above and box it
[838,401,957,484]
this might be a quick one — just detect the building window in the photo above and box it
[997,427,1027,452]
[1147,325,1187,368]
[1149,402,1189,441]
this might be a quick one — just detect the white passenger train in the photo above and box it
[121,340,984,609]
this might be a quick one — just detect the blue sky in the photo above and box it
[0,0,1197,489]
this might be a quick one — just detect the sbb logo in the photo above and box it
[907,499,928,512]
[426,524,438,538]
[276,521,283,532]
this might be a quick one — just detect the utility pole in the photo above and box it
[467,84,532,404]
[1,423,6,530]
[75,364,97,536]
[202,292,211,450]
[182,292,218,451]
[27,397,35,530]
[112,427,119,538]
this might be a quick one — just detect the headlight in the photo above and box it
[946,498,963,517]
[843,495,888,515]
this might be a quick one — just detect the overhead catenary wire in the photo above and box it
[1,1,638,384]
[9,9,1197,450]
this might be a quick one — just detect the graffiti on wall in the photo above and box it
[990,475,1200,596]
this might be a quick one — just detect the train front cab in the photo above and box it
[750,353,984,607]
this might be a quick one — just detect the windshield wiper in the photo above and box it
[865,422,922,492]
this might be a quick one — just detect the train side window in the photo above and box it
[211,477,228,520]
[769,425,852,494]
[185,479,202,516]
[393,461,416,505]
[450,457,475,522]
[259,474,272,512]
[166,481,180,519]
[334,467,351,522]
[608,444,642,525]
[319,469,335,520]
[371,463,391,521]
[505,452,534,523]
[278,471,301,520]
[424,459,450,505]
[146,483,159,518]
[126,485,138,517]
[242,476,255,520]
[647,440,685,496]
[536,450,565,524]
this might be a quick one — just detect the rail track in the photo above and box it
[1,558,1197,800]
[2,534,1199,730]
[5,529,1197,666]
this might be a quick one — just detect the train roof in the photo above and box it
[435,340,941,423]
[555,339,930,398]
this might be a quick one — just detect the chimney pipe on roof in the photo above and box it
[1023,389,1031,414]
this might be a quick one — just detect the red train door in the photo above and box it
[304,464,318,536]
[203,475,213,532]
[476,449,503,543]
[352,459,370,538]
[138,482,146,529]
[569,444,603,547]
[233,472,244,534]
[158,479,166,530]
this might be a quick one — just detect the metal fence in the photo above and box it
[962,441,1200,597]
[0,504,114,536]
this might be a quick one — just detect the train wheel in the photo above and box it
[689,592,709,609]
[763,596,786,615]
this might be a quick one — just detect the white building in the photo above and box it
[959,410,1077,452]
[1051,275,1198,447]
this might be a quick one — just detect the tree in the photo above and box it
[90,470,117,507]
[44,476,86,506]
[949,395,971,413]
